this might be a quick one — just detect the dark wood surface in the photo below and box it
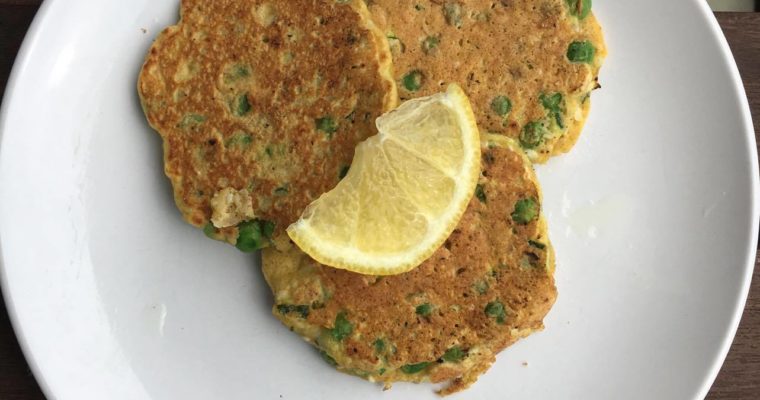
[0,3,758,399]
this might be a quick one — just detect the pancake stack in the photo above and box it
[139,0,605,394]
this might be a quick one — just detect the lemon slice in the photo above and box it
[287,84,481,275]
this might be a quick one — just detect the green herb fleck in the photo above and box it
[442,346,466,363]
[261,220,275,239]
[422,36,440,54]
[490,95,512,117]
[276,304,310,319]
[402,70,424,91]
[339,165,350,180]
[316,116,338,138]
[520,121,546,149]
[416,303,433,317]
[529,240,546,250]
[400,361,431,374]
[521,252,541,269]
[475,184,487,203]
[178,114,206,128]
[511,198,539,225]
[540,92,565,129]
[567,40,596,63]
[379,368,387,375]
[566,0,592,19]
[319,350,338,366]
[330,312,353,341]
[485,301,507,324]
[274,185,289,196]
[226,132,253,147]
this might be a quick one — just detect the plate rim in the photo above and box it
[0,1,757,399]
[0,0,60,398]
[689,1,759,398]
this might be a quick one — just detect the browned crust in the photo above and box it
[138,0,397,240]
[368,0,606,162]
[263,135,557,394]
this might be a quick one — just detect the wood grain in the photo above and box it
[0,5,757,400]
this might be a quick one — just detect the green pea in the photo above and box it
[400,361,431,374]
[225,132,253,147]
[373,338,386,353]
[330,312,353,341]
[443,3,463,28]
[475,184,487,203]
[511,198,539,225]
[319,350,338,366]
[223,64,251,83]
[422,36,440,54]
[520,121,546,149]
[276,304,310,319]
[233,93,251,116]
[235,220,264,252]
[402,70,424,91]
[202,223,216,239]
[473,280,489,295]
[540,92,563,110]
[490,95,512,116]
[566,0,592,19]
[485,301,506,324]
[441,346,466,363]
[316,116,338,138]
[415,303,433,317]
[567,40,596,63]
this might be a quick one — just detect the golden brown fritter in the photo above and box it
[138,0,397,246]
[262,135,556,395]
[368,0,606,162]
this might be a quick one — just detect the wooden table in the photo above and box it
[0,3,758,399]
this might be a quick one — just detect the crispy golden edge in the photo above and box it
[263,133,556,395]
[549,12,608,160]
[350,0,399,112]
[137,1,399,234]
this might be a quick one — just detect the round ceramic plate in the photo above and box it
[1,0,757,399]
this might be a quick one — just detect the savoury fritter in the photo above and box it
[368,0,606,162]
[262,135,556,395]
[139,0,397,248]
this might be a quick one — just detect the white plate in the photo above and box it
[1,0,757,399]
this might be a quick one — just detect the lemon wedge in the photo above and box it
[287,84,481,275]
